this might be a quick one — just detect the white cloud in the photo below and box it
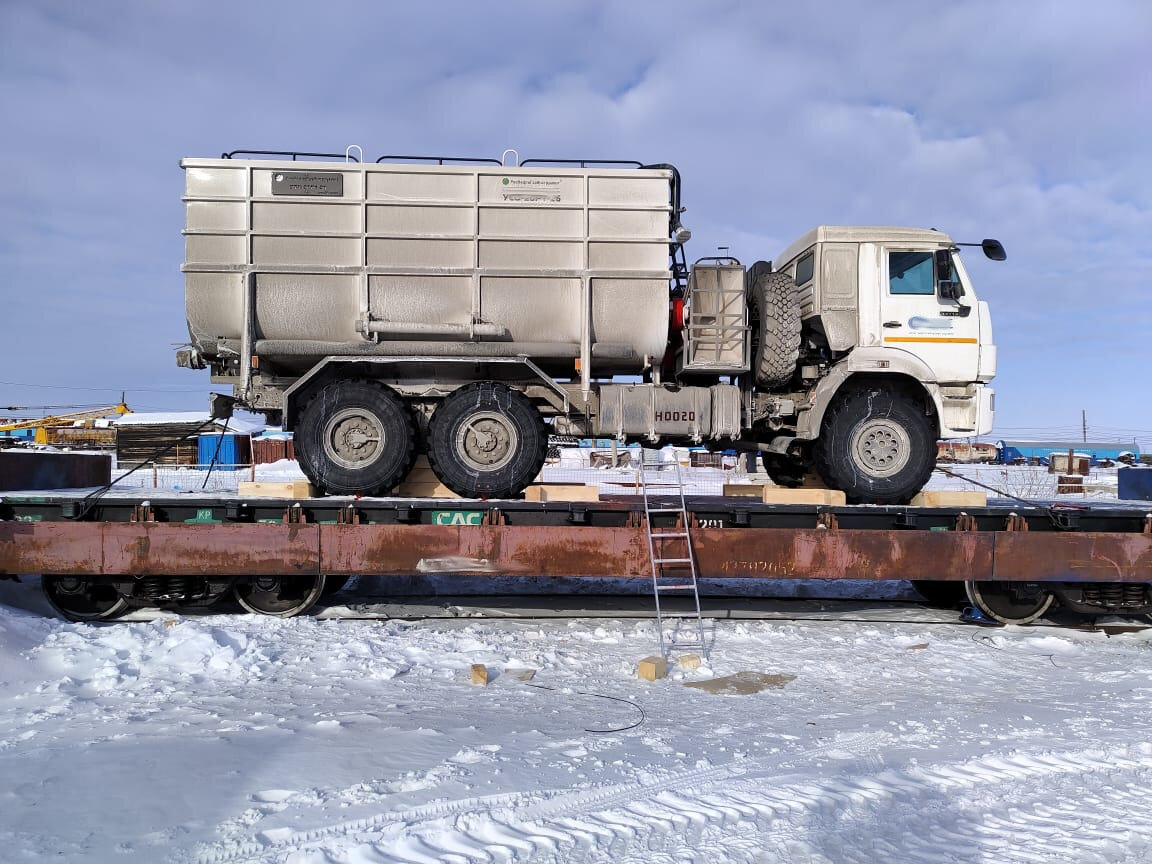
[0,0,1149,437]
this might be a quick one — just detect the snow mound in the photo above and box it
[33,620,269,691]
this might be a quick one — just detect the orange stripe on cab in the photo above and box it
[884,336,979,344]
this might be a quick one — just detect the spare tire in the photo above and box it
[747,269,801,388]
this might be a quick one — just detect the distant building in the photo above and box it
[112,412,264,468]
[996,440,1140,465]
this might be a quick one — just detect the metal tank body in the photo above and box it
[181,158,675,378]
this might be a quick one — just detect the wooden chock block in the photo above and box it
[238,480,315,499]
[393,481,460,498]
[678,653,702,671]
[723,483,765,498]
[470,664,489,686]
[393,456,460,498]
[760,487,847,506]
[523,484,600,503]
[909,490,988,508]
[637,656,668,681]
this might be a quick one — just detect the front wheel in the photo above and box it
[813,385,936,504]
[427,383,548,499]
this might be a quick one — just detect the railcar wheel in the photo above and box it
[813,385,936,504]
[427,382,548,499]
[911,579,968,608]
[964,580,1054,625]
[295,380,416,497]
[42,575,129,622]
[234,574,326,618]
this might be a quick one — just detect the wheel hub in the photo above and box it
[323,408,384,469]
[456,412,517,471]
[55,577,85,594]
[851,419,911,478]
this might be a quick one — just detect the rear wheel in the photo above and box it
[295,380,416,496]
[813,385,936,504]
[42,575,129,622]
[964,580,1054,624]
[427,382,548,499]
[234,574,326,617]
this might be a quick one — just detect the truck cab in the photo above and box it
[757,226,1003,500]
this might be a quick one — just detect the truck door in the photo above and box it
[879,249,979,382]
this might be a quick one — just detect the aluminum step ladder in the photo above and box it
[639,450,707,657]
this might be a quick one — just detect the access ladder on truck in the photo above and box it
[639,451,707,657]
[678,257,749,373]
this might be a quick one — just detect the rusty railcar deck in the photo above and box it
[2,492,1151,585]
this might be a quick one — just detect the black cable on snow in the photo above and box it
[522,681,647,734]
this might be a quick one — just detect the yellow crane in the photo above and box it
[0,397,131,445]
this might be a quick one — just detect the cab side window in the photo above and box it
[795,252,815,286]
[889,251,935,295]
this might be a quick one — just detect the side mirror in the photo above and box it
[935,249,954,282]
[981,239,1006,261]
[936,250,963,299]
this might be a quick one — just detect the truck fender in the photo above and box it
[795,347,943,440]
[281,355,577,430]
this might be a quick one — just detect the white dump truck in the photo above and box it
[177,149,1002,503]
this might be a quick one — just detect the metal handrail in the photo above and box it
[220,150,361,162]
[375,154,503,165]
[519,158,645,168]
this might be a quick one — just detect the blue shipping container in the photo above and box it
[1118,467,1152,502]
[198,433,243,470]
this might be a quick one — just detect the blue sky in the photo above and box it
[1,1,1149,444]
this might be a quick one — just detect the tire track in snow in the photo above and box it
[197,742,1152,864]
[413,744,1152,864]
[190,758,748,864]
[190,733,888,864]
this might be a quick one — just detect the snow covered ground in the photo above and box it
[3,576,1152,863]
[3,459,1151,861]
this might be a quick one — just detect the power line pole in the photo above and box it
[1082,409,1087,444]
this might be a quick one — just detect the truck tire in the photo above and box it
[427,382,548,499]
[295,380,416,496]
[748,270,801,388]
[813,384,936,504]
